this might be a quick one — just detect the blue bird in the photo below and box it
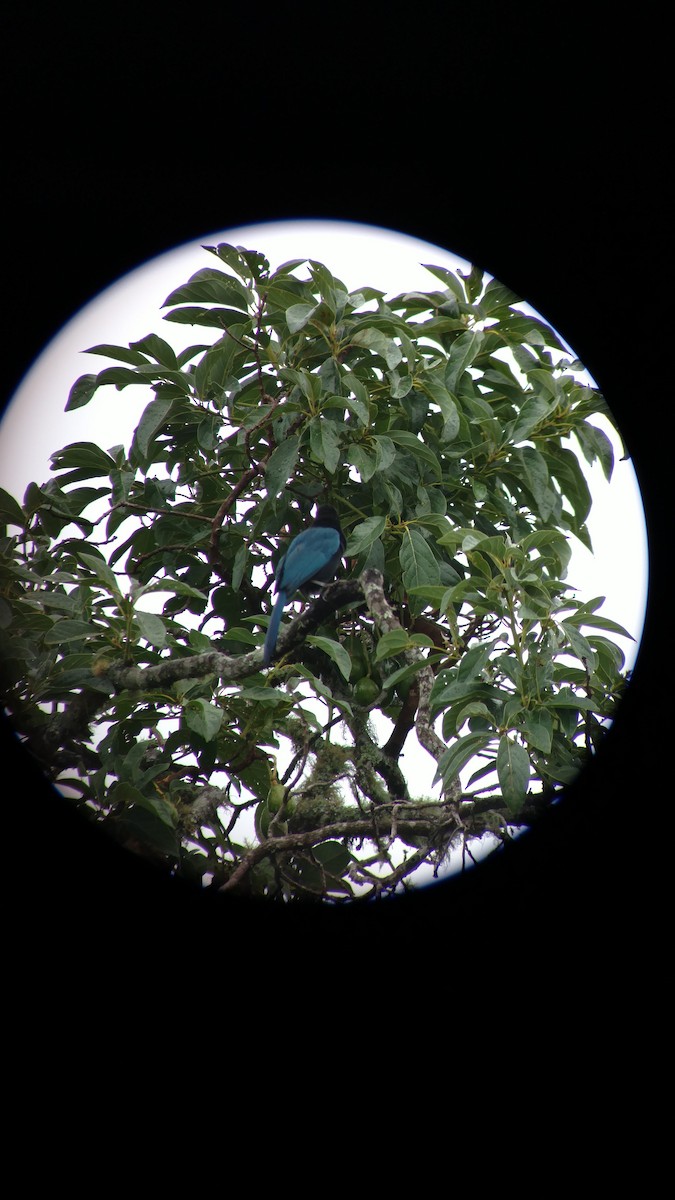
[263,505,345,667]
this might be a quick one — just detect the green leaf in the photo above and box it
[135,611,167,648]
[306,635,351,680]
[163,267,251,311]
[309,418,341,474]
[95,366,148,389]
[373,435,397,473]
[66,374,100,411]
[133,365,193,394]
[510,446,557,521]
[130,333,178,368]
[43,619,100,644]
[351,327,402,369]
[134,396,174,460]
[457,638,499,682]
[480,278,521,315]
[286,302,319,333]
[345,444,377,482]
[341,373,371,425]
[520,708,553,754]
[574,420,614,482]
[407,584,456,608]
[345,515,387,557]
[465,549,492,579]
[510,393,559,443]
[430,676,482,712]
[543,444,592,525]
[400,528,441,598]
[112,784,179,857]
[50,442,116,476]
[328,393,365,427]
[497,735,530,812]
[279,366,321,404]
[78,552,122,595]
[163,305,251,330]
[454,701,494,730]
[563,611,635,641]
[312,840,352,877]
[520,528,572,575]
[435,731,492,786]
[528,368,563,401]
[309,260,343,308]
[380,658,432,691]
[0,487,26,528]
[445,331,485,393]
[549,687,597,711]
[560,620,598,669]
[520,529,565,554]
[137,793,178,831]
[389,371,414,400]
[232,543,248,592]
[374,629,412,661]
[387,430,442,478]
[237,686,293,705]
[183,699,223,742]
[417,374,461,441]
[188,627,214,653]
[84,342,151,365]
[145,579,208,601]
[421,263,466,300]
[264,436,300,497]
[587,635,626,676]
[203,242,261,280]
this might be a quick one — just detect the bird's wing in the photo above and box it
[278,526,342,594]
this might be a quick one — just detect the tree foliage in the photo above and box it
[0,244,633,900]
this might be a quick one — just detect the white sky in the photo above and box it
[0,218,648,678]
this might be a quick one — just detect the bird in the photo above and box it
[262,505,345,667]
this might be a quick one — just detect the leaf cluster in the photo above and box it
[0,245,632,899]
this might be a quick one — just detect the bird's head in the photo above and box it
[314,504,340,525]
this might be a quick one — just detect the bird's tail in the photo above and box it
[262,592,286,667]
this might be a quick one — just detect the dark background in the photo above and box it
[3,12,667,990]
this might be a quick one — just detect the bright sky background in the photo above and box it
[0,219,650,886]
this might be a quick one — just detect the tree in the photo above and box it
[0,243,633,901]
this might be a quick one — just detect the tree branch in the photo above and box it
[218,812,460,894]
[358,569,460,800]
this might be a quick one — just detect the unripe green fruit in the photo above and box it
[348,644,368,682]
[345,632,373,683]
[267,783,286,813]
[353,676,381,705]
